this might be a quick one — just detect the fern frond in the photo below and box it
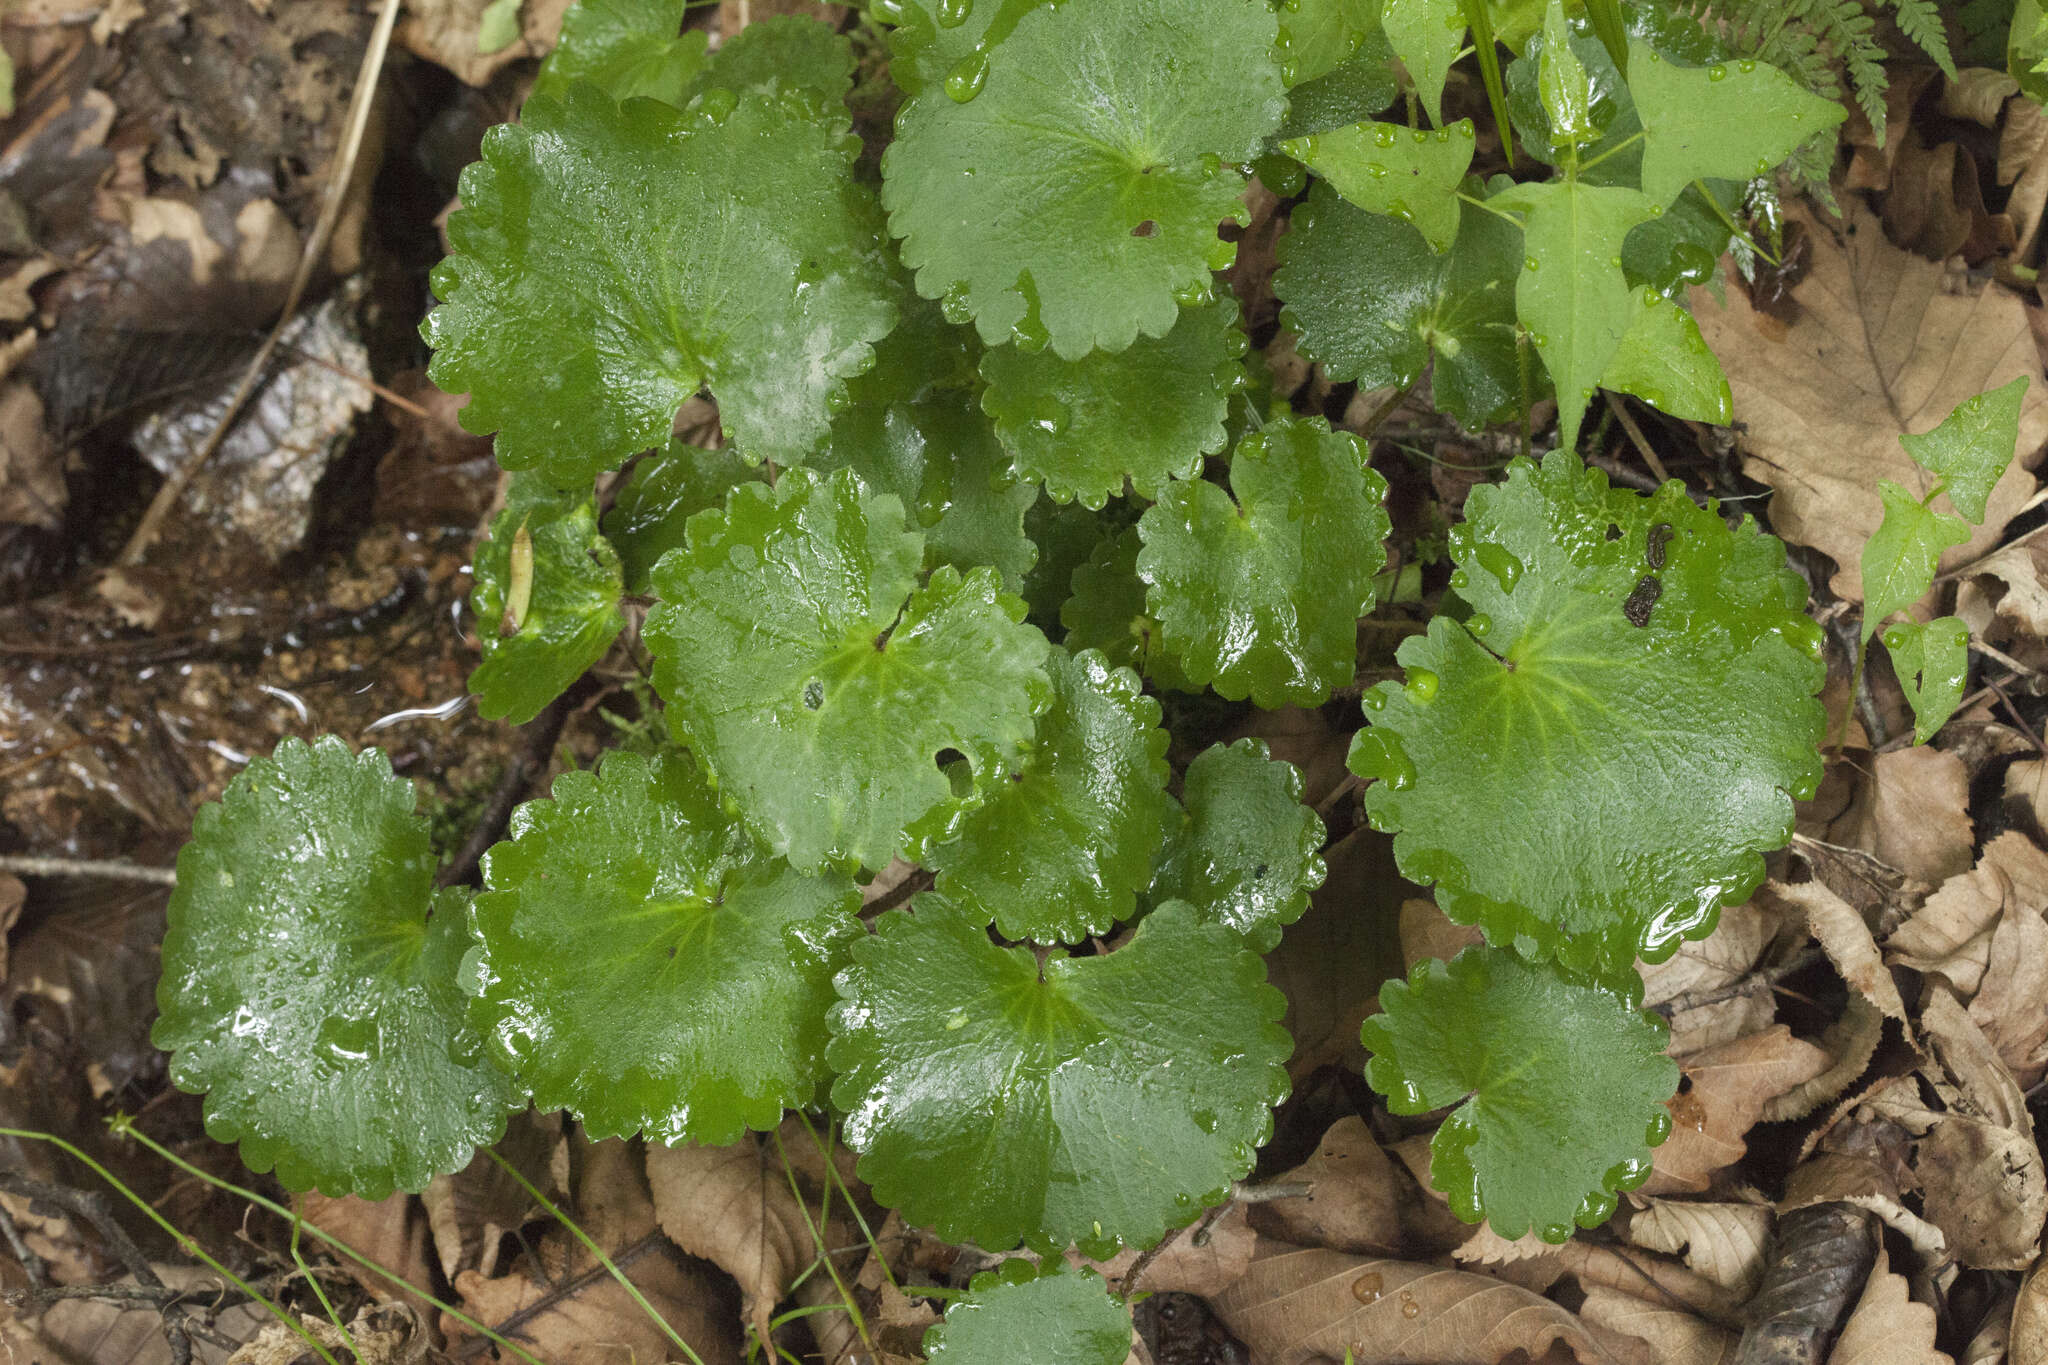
[1892,0,1957,76]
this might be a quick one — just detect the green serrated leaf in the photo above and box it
[1899,376,2030,526]
[424,85,896,485]
[1281,120,1475,252]
[980,298,1244,509]
[1151,738,1325,952]
[1361,944,1675,1241]
[1276,0,1380,86]
[645,467,1051,872]
[469,751,861,1143]
[928,648,1171,943]
[469,475,625,724]
[925,1262,1130,1365]
[154,738,517,1197]
[530,0,706,104]
[881,0,1284,358]
[1276,186,1529,431]
[689,14,856,110]
[1348,451,1826,974]
[1378,0,1463,126]
[1627,40,1847,208]
[1021,496,1132,631]
[1137,418,1390,708]
[1489,178,1656,453]
[1882,616,1972,746]
[1598,286,1731,425]
[1861,482,1971,643]
[1537,0,1592,147]
[816,383,1039,594]
[602,442,764,594]
[1060,526,1197,692]
[827,895,1290,1253]
[1274,37,1401,139]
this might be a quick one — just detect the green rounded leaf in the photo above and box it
[1151,738,1325,953]
[1348,451,1826,974]
[425,85,895,485]
[1275,185,1530,432]
[1598,287,1731,425]
[153,738,517,1197]
[1060,526,1195,692]
[1274,0,1379,87]
[828,895,1290,1253]
[1137,417,1390,708]
[470,751,861,1143]
[689,15,856,111]
[469,475,625,724]
[1627,41,1847,208]
[924,1262,1130,1365]
[1361,944,1676,1241]
[601,442,764,594]
[1883,616,1971,747]
[980,298,1244,509]
[645,467,1052,872]
[927,647,1172,943]
[880,0,1284,358]
[530,0,709,106]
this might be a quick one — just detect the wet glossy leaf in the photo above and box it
[1900,376,2030,525]
[1273,37,1400,139]
[1378,0,1462,125]
[1281,120,1474,252]
[688,14,855,111]
[644,467,1052,872]
[980,298,1243,509]
[1882,616,1971,746]
[425,85,895,485]
[154,738,518,1197]
[1151,739,1325,953]
[1599,287,1731,425]
[530,0,708,106]
[1060,526,1196,692]
[1537,0,1593,147]
[1861,482,1970,642]
[1361,944,1676,1240]
[1137,418,1390,708]
[469,475,625,723]
[925,1262,1130,1365]
[828,895,1290,1253]
[1276,0,1379,86]
[469,752,861,1143]
[1627,41,1847,207]
[1021,496,1130,631]
[881,0,1284,358]
[927,648,1171,943]
[1275,186,1528,431]
[1489,178,1656,453]
[1347,452,1826,975]
[601,442,763,593]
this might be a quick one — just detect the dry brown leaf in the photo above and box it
[1579,1284,1737,1365]
[1248,1116,1409,1257]
[647,1131,814,1351]
[1963,540,2048,638]
[1207,1245,1623,1365]
[2002,99,2048,258]
[395,0,575,85]
[1826,1243,1953,1365]
[1941,69,2020,126]
[33,1266,274,1365]
[1887,831,2048,992]
[1883,137,1988,263]
[1763,880,1909,1026]
[2005,757,2048,835]
[452,1248,742,1365]
[1230,705,1351,806]
[0,382,61,530]
[1918,1114,2046,1270]
[1628,1200,1773,1298]
[1091,1201,1258,1298]
[2015,1254,2048,1363]
[1965,872,2048,1087]
[1640,902,1781,1055]
[0,874,21,983]
[227,1304,429,1365]
[1646,1028,1834,1195]
[1448,1223,1568,1294]
[1837,748,1975,886]
[1762,994,1884,1124]
[1921,986,2031,1131]
[1401,896,1485,971]
[421,1110,562,1282]
[1691,201,2048,602]
[296,1191,438,1314]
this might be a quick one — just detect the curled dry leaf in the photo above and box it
[647,1129,816,1350]
[421,1110,563,1282]
[1835,748,1975,887]
[1578,1284,1736,1365]
[295,1190,438,1315]
[1627,1199,1773,1298]
[1886,831,2048,993]
[1646,1027,1833,1196]
[1763,993,1885,1124]
[1759,881,1908,1028]
[1827,1243,1954,1365]
[1207,1244,1623,1365]
[1246,1117,1411,1258]
[1961,540,2048,639]
[1400,897,1485,972]
[1736,1202,1877,1365]
[2015,1255,2048,1364]
[1958,861,2048,1088]
[1640,902,1782,1056]
[1092,1200,1258,1298]
[1692,201,2048,604]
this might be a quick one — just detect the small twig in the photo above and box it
[4,1281,245,1311]
[1971,637,2045,681]
[275,339,431,419]
[1933,515,2048,585]
[0,1193,48,1289]
[116,0,402,567]
[1654,947,1821,1018]
[1602,392,1670,484]
[1987,677,2048,758]
[436,690,575,888]
[0,736,88,785]
[0,854,176,886]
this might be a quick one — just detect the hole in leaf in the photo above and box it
[1604,523,1622,541]
[1131,220,1158,238]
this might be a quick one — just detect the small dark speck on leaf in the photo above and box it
[1605,523,1622,541]
[1132,220,1158,238]
[1646,522,1673,570]
[1624,575,1663,627]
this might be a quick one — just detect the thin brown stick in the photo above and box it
[0,854,176,885]
[1603,391,1671,484]
[116,0,403,567]
[0,735,88,784]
